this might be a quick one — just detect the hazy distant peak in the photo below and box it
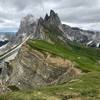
[21,14,36,25]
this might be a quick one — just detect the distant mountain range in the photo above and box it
[0,40,9,47]
[0,32,15,34]
[0,32,17,55]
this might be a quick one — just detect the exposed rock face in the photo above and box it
[16,10,63,41]
[62,25,90,43]
[62,25,100,47]
[0,62,12,84]
[17,15,37,36]
[16,10,100,48]
[44,10,61,27]
[5,43,81,89]
[33,10,62,40]
[33,17,49,40]
[16,14,38,42]
[0,85,11,94]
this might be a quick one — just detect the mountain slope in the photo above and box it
[1,10,100,100]
[1,72,100,100]
[6,40,81,89]
[1,40,100,99]
[2,38,100,90]
[17,10,100,48]
[28,39,100,72]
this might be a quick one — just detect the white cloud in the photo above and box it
[0,0,99,31]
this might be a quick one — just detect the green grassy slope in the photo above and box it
[28,39,100,72]
[0,72,100,100]
[0,39,100,100]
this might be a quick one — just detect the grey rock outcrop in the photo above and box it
[17,14,37,36]
[16,10,100,48]
[44,10,61,27]
[6,42,81,89]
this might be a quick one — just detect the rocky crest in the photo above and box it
[17,14,37,36]
[32,10,62,40]
[16,10,100,48]
[44,10,61,27]
[1,10,100,91]
[3,42,80,89]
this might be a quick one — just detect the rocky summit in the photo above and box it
[16,10,100,48]
[6,42,81,89]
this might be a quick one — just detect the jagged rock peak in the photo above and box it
[21,14,36,25]
[44,14,49,21]
[38,17,44,24]
[50,9,57,16]
[43,9,61,26]
[16,14,37,37]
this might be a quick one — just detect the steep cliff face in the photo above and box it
[44,10,61,27]
[17,15,37,36]
[62,25,100,47]
[33,10,63,41]
[16,10,100,48]
[6,41,81,89]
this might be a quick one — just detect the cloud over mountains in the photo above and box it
[0,0,100,31]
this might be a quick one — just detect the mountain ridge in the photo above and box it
[16,10,100,48]
[0,10,100,100]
